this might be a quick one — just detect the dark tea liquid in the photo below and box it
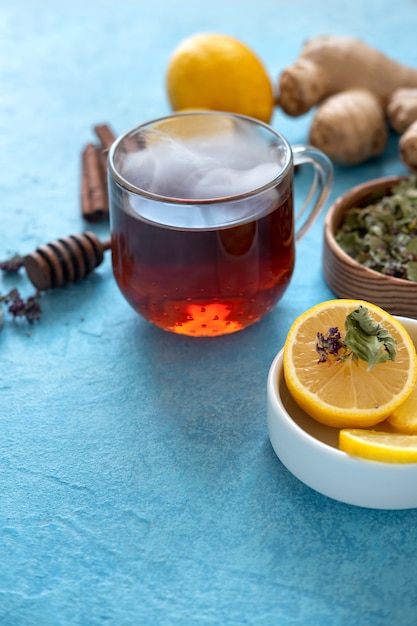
[111,179,295,336]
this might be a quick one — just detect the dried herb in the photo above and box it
[316,305,396,370]
[335,176,417,280]
[0,288,42,324]
[0,254,24,273]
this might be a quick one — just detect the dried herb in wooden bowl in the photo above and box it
[335,176,417,281]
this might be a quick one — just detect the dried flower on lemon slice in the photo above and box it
[283,299,417,428]
[339,430,417,463]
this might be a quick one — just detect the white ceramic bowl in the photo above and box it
[267,316,417,509]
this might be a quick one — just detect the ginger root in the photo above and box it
[309,89,387,165]
[386,89,417,171]
[278,35,417,167]
[387,88,417,133]
[399,120,417,171]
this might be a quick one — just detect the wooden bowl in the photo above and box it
[323,175,417,317]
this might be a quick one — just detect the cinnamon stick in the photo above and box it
[80,123,117,222]
[94,123,116,149]
[81,143,108,222]
[97,148,109,203]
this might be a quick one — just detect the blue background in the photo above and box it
[1,1,416,624]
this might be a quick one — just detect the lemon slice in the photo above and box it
[388,382,417,434]
[283,299,417,428]
[339,429,417,463]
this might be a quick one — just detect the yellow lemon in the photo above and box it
[283,299,417,428]
[166,33,274,123]
[339,429,417,463]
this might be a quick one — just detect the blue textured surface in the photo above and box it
[1,1,417,624]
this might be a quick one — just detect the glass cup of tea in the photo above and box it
[108,112,333,337]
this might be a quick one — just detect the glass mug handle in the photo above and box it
[292,144,333,241]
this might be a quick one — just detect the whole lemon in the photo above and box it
[166,33,274,123]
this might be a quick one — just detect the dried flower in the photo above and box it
[0,288,42,323]
[0,254,24,273]
[316,327,346,363]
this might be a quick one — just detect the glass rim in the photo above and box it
[107,111,293,205]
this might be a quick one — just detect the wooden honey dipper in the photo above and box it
[23,232,111,291]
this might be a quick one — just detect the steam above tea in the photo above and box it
[117,118,285,228]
